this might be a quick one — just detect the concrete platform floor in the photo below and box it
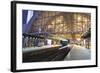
[64,44,91,60]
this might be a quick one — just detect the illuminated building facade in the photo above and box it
[22,10,91,49]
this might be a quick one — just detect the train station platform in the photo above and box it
[64,45,91,60]
[22,44,91,62]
